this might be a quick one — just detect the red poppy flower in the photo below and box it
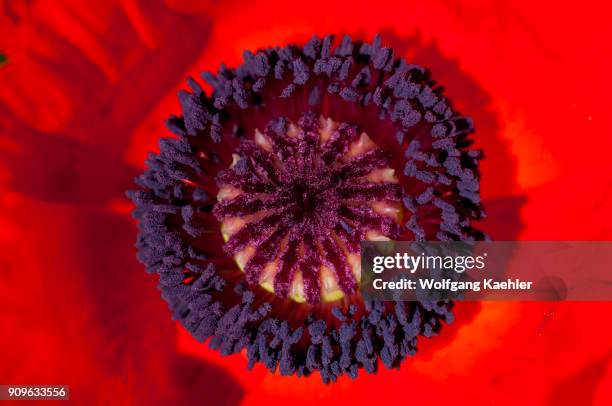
[1,0,611,405]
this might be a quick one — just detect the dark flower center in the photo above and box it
[129,34,487,383]
[294,184,317,213]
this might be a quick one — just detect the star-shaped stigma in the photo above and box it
[214,112,402,303]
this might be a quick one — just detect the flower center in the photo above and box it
[214,113,402,303]
[293,183,320,216]
[130,34,487,382]
[296,184,312,210]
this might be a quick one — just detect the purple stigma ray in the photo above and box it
[129,34,487,383]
